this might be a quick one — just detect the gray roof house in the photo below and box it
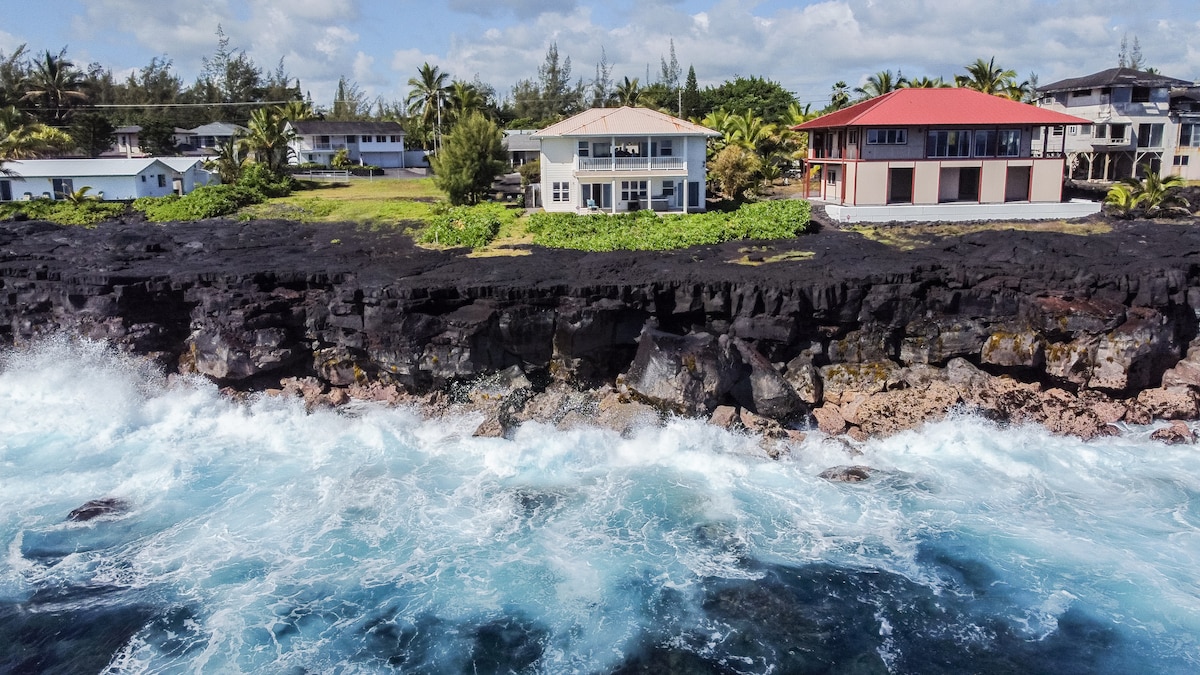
[0,158,194,201]
[286,120,407,168]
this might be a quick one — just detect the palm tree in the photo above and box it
[0,105,73,160]
[727,110,776,153]
[20,48,88,122]
[243,107,293,174]
[405,63,450,150]
[615,77,641,107]
[956,57,1018,95]
[854,70,907,99]
[277,100,316,122]
[448,80,485,124]
[1106,168,1190,218]
[205,135,248,184]
[828,81,851,111]
[904,76,949,88]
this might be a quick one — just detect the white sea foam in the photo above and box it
[1,338,1198,673]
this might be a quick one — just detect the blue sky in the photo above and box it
[3,0,1198,110]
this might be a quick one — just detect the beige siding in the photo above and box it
[913,163,940,204]
[979,162,1007,203]
[1030,159,1065,202]
[855,163,887,205]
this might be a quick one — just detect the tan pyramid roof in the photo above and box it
[533,106,720,138]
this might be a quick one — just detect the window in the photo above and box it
[577,141,589,157]
[157,174,166,188]
[620,180,647,201]
[867,128,907,144]
[661,181,674,196]
[1070,89,1090,98]
[1093,125,1108,139]
[51,178,73,199]
[1174,155,1190,166]
[1181,123,1200,147]
[1137,123,1164,148]
[1110,124,1127,141]
[926,130,971,157]
[659,139,673,156]
[826,168,837,185]
[318,135,330,144]
[141,175,146,182]
[0,180,11,202]
[1079,124,1092,136]
[376,135,386,143]
[974,130,997,157]
[552,181,570,202]
[997,130,1021,157]
[1131,87,1151,103]
[391,135,402,143]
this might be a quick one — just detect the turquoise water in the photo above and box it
[1,339,1198,673]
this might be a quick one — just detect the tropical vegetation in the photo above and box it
[1104,169,1191,218]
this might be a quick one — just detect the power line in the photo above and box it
[83,100,300,108]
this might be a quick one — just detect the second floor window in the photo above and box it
[926,130,971,158]
[1137,123,1164,148]
[1180,123,1199,147]
[578,141,589,157]
[866,128,906,144]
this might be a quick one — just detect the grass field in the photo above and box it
[243,177,443,227]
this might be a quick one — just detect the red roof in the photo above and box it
[795,88,1090,130]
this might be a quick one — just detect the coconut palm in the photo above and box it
[277,100,316,122]
[614,77,641,107]
[243,107,293,174]
[20,48,88,122]
[828,81,851,111]
[956,57,1018,95]
[854,70,907,99]
[726,110,776,154]
[448,80,485,124]
[205,135,248,184]
[405,63,450,148]
[904,76,950,88]
[0,105,73,160]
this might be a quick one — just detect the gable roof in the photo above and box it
[158,157,206,173]
[1038,67,1193,94]
[533,106,720,138]
[3,158,174,178]
[502,133,540,152]
[795,88,1089,130]
[287,120,404,135]
[188,122,247,136]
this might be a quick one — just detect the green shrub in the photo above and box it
[419,203,515,248]
[527,199,811,251]
[238,163,296,198]
[0,198,126,226]
[134,183,266,222]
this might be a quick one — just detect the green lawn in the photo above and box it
[242,177,443,227]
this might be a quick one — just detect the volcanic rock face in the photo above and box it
[4,216,1200,438]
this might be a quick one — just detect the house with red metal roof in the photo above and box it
[532,107,721,214]
[794,88,1101,222]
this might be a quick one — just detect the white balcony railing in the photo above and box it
[577,156,687,171]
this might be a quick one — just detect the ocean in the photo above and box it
[1,338,1197,674]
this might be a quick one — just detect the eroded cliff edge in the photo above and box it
[4,216,1200,441]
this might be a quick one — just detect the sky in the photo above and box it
[3,0,1199,110]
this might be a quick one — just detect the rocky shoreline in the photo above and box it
[4,212,1200,448]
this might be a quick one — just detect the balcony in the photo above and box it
[577,156,687,172]
[1091,137,1131,148]
[312,142,349,151]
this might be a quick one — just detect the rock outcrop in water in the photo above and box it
[3,215,1200,441]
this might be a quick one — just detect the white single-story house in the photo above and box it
[159,157,219,193]
[286,120,407,168]
[0,158,199,201]
[532,106,721,214]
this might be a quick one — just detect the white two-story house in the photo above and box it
[286,121,406,168]
[1035,67,1194,181]
[532,107,720,214]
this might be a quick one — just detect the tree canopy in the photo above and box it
[430,112,506,206]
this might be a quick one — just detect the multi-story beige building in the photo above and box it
[1034,68,1194,181]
